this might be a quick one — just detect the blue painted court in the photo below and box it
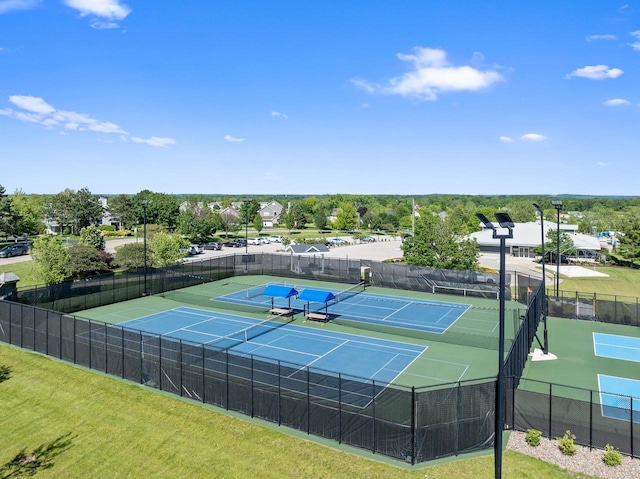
[216,284,471,334]
[120,306,426,387]
[593,333,640,362]
[598,374,640,422]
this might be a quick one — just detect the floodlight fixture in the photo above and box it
[494,213,514,229]
[476,213,494,230]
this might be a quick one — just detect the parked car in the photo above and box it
[0,243,30,258]
[361,236,376,242]
[325,238,348,246]
[268,235,282,243]
[224,239,247,248]
[203,242,222,250]
[190,244,204,254]
[247,238,261,245]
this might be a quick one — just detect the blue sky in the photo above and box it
[1,1,639,196]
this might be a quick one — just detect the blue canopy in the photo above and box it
[263,285,299,299]
[298,289,336,304]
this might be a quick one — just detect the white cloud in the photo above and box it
[9,95,55,114]
[596,161,608,167]
[224,134,245,142]
[603,98,630,106]
[566,65,624,80]
[520,133,548,142]
[90,19,119,29]
[270,111,288,119]
[63,0,130,20]
[630,30,640,51]
[351,47,504,101]
[586,34,616,41]
[499,136,513,143]
[1,94,173,147]
[0,0,40,14]
[130,136,176,148]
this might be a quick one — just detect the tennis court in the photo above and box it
[120,306,426,389]
[598,375,640,422]
[593,333,640,362]
[217,283,471,334]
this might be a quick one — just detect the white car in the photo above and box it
[247,238,262,245]
[268,235,282,243]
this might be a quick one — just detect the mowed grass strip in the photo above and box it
[0,345,600,479]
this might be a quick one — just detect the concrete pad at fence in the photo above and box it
[556,265,609,278]
[529,348,558,361]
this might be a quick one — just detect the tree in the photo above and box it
[11,190,45,235]
[107,194,136,229]
[614,209,640,262]
[80,225,106,251]
[220,211,240,237]
[333,203,358,231]
[31,236,71,285]
[43,188,103,235]
[239,200,260,226]
[539,229,576,263]
[313,207,329,230]
[66,244,108,279]
[284,208,296,231]
[149,233,188,267]
[177,209,221,243]
[253,213,264,234]
[113,242,145,268]
[401,215,479,270]
[0,185,20,237]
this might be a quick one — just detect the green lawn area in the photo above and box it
[0,344,598,479]
[0,259,40,289]
[559,265,640,298]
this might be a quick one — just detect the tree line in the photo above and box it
[2,185,640,283]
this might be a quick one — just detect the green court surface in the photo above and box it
[76,275,523,388]
[521,317,640,399]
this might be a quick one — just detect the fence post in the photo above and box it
[631,397,635,459]
[201,345,206,403]
[250,355,254,418]
[179,339,183,397]
[372,380,376,454]
[411,387,416,466]
[589,390,593,450]
[278,360,282,427]
[338,373,342,444]
[548,382,553,438]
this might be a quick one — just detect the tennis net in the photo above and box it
[329,281,366,305]
[205,311,294,351]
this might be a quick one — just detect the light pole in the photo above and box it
[243,198,252,256]
[552,200,563,296]
[532,203,548,354]
[141,199,151,296]
[476,212,514,479]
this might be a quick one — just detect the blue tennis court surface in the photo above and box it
[593,333,640,362]
[120,306,426,387]
[598,374,640,422]
[217,284,471,334]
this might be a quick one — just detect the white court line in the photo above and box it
[381,301,413,321]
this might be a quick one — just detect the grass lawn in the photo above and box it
[0,344,598,478]
[0,259,40,289]
[559,265,640,298]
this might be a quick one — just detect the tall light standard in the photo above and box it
[141,199,152,296]
[532,203,548,354]
[476,212,514,479]
[552,200,563,296]
[243,198,252,256]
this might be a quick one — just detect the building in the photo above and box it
[468,221,601,260]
